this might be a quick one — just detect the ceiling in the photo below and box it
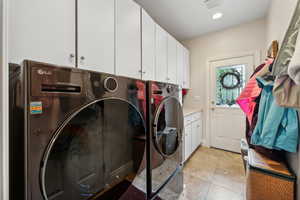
[134,0,271,40]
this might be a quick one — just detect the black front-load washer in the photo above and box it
[9,60,148,200]
[146,81,184,200]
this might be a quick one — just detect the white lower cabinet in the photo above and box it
[191,122,198,152]
[184,124,192,161]
[196,120,202,147]
[184,112,202,162]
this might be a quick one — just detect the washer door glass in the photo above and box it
[41,99,146,200]
[151,97,184,193]
[154,97,183,157]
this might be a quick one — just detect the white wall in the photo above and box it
[266,1,300,199]
[0,0,9,199]
[183,18,266,145]
[266,0,297,46]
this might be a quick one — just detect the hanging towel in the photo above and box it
[288,32,300,85]
[251,77,299,153]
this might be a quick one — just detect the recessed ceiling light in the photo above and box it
[212,12,223,20]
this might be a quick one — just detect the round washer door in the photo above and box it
[153,97,184,157]
[40,99,146,200]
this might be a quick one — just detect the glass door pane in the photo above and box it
[215,64,246,107]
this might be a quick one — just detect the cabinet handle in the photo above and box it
[139,70,142,73]
[142,71,146,74]
[79,56,85,65]
[69,54,75,63]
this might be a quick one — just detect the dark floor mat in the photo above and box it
[94,180,161,200]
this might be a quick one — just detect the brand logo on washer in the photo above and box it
[37,69,52,76]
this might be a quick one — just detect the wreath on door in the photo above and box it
[219,71,241,90]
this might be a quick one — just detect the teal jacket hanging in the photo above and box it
[251,77,299,153]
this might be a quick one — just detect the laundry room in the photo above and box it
[1,0,300,200]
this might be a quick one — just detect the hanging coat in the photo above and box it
[236,64,265,125]
[251,77,299,153]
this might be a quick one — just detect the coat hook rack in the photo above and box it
[267,40,279,59]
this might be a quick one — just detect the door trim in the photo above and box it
[205,50,261,148]
[0,0,9,198]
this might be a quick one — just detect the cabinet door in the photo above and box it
[191,121,198,152]
[196,120,202,146]
[183,47,190,89]
[167,34,177,84]
[9,0,76,67]
[116,0,141,79]
[141,9,155,80]
[177,43,184,87]
[155,25,168,83]
[78,0,114,73]
[184,124,192,161]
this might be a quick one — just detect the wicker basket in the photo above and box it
[246,149,296,200]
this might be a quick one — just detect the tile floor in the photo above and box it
[179,147,246,200]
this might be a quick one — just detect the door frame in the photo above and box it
[205,50,261,148]
[0,0,9,199]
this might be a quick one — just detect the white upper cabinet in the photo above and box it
[116,0,141,79]
[176,43,184,87]
[9,0,76,67]
[155,25,168,83]
[183,47,190,89]
[77,0,115,73]
[141,9,156,81]
[167,34,177,84]
[8,0,190,83]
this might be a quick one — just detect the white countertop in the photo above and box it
[183,108,203,116]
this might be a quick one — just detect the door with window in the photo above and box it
[209,55,254,153]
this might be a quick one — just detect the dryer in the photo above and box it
[146,81,184,200]
[9,60,148,200]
